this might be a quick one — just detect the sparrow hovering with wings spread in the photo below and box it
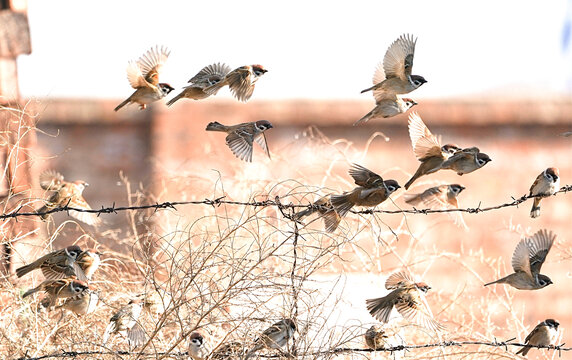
[204,64,268,102]
[404,184,467,229]
[293,195,341,233]
[529,167,560,218]
[167,62,232,105]
[205,120,273,162]
[103,298,146,348]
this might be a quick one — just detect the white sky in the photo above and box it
[16,0,572,100]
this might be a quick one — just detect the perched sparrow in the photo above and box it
[205,120,273,162]
[366,271,443,332]
[364,324,388,350]
[36,170,101,226]
[331,164,400,218]
[355,97,417,126]
[166,62,232,106]
[484,229,555,290]
[211,341,244,359]
[516,319,559,356]
[293,195,341,233]
[56,287,99,315]
[22,277,89,308]
[404,112,461,189]
[440,147,491,175]
[244,319,297,360]
[361,34,427,99]
[188,332,211,360]
[103,298,145,348]
[204,64,268,102]
[529,167,560,218]
[114,45,174,111]
[404,184,467,229]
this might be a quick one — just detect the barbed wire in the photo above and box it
[2,185,570,221]
[14,340,571,360]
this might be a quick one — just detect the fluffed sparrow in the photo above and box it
[516,319,559,356]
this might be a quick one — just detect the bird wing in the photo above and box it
[227,66,255,102]
[189,62,232,89]
[68,196,102,226]
[419,186,468,229]
[348,164,384,188]
[408,112,442,160]
[385,271,416,290]
[226,128,254,162]
[137,45,170,85]
[395,290,443,332]
[254,132,271,160]
[40,170,65,190]
[511,238,533,278]
[383,34,416,81]
[527,229,555,275]
[126,60,152,89]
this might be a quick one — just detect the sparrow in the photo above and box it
[211,341,244,359]
[331,164,401,219]
[484,229,555,290]
[516,319,559,356]
[16,245,83,280]
[366,271,443,332]
[440,147,492,175]
[364,324,388,350]
[56,287,99,315]
[102,298,146,348]
[293,195,341,233]
[36,170,101,226]
[114,45,174,111]
[166,62,232,106]
[188,332,211,360]
[529,167,560,218]
[244,319,297,360]
[204,64,268,102]
[22,277,90,308]
[404,112,461,189]
[205,120,273,162]
[137,289,172,315]
[355,97,417,126]
[404,184,467,229]
[361,34,427,99]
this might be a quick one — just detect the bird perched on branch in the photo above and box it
[206,120,273,162]
[114,45,174,111]
[36,170,101,226]
[103,298,146,348]
[22,277,90,308]
[484,229,555,290]
[203,64,268,102]
[516,319,559,356]
[404,184,467,229]
[529,167,560,218]
[166,62,232,106]
[440,147,491,175]
[293,195,341,232]
[366,271,444,332]
[244,319,297,360]
[404,112,461,189]
[331,164,400,219]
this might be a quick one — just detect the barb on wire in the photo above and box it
[3,185,570,221]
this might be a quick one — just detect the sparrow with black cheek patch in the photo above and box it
[516,319,559,356]
[354,97,417,126]
[364,324,388,350]
[166,63,232,106]
[366,271,444,332]
[244,319,297,360]
[188,332,211,360]
[529,167,560,218]
[331,164,400,219]
[485,229,555,290]
[404,112,461,189]
[440,147,491,175]
[205,120,273,162]
[114,46,173,111]
[404,184,467,229]
[16,245,83,280]
[103,298,146,348]
[361,34,427,99]
[36,170,101,226]
[204,64,268,102]
[56,287,99,315]
[22,277,89,308]
[293,195,341,233]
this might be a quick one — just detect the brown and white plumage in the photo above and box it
[188,332,211,360]
[529,167,560,218]
[366,271,443,332]
[484,229,555,290]
[166,62,232,106]
[440,147,492,176]
[293,195,341,233]
[56,287,99,315]
[404,184,467,229]
[354,97,417,126]
[245,319,296,360]
[205,120,273,162]
[102,299,145,348]
[204,64,268,102]
[516,319,559,356]
[22,277,89,308]
[364,324,388,350]
[16,245,83,280]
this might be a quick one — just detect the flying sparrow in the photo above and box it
[22,277,89,308]
[166,62,232,106]
[293,195,341,233]
[56,287,99,315]
[440,147,492,175]
[404,184,467,229]
[516,319,559,356]
[355,97,417,126]
[484,229,555,290]
[114,45,174,111]
[366,271,444,332]
[36,170,101,226]
[361,34,427,99]
[188,332,211,360]
[204,64,268,102]
[529,167,560,218]
[331,164,400,219]
[404,112,461,189]
[205,120,273,162]
[103,298,146,348]
[244,319,297,360]
[364,324,388,350]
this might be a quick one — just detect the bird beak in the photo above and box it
[84,183,90,187]
[460,186,466,190]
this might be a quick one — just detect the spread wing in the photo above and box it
[254,133,271,160]
[68,196,102,226]
[385,271,416,290]
[226,127,255,162]
[189,62,232,89]
[511,238,533,278]
[418,186,467,229]
[348,164,384,188]
[227,66,255,102]
[395,290,444,332]
[527,229,555,275]
[408,112,442,160]
[383,34,416,81]
[40,170,65,190]
[127,45,170,88]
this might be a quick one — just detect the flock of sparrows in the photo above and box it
[18,33,565,357]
